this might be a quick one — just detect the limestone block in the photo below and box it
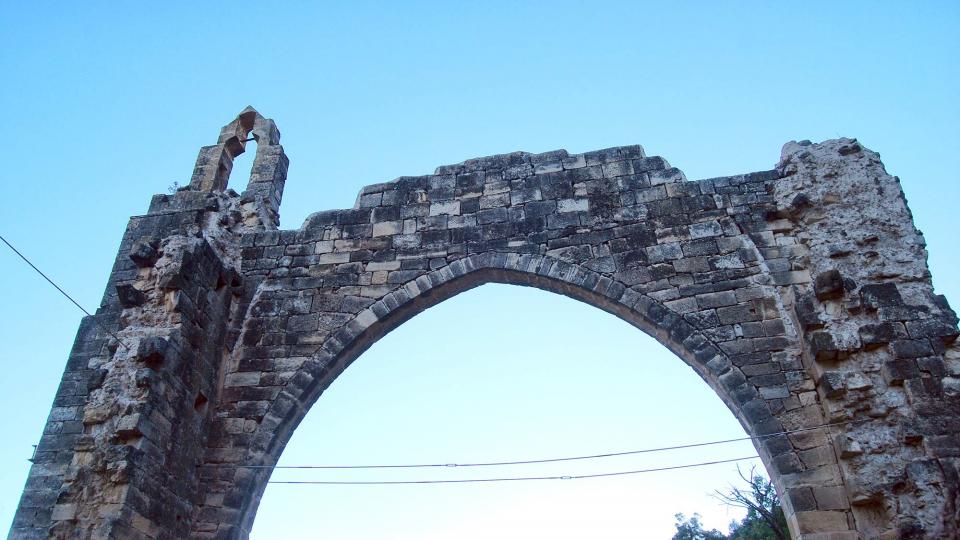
[793,510,851,533]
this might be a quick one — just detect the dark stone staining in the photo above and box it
[859,322,907,349]
[129,237,160,267]
[795,292,824,330]
[814,269,844,301]
[860,283,903,310]
[135,336,168,368]
[891,339,935,360]
[819,371,847,398]
[116,283,147,308]
[194,392,209,413]
[906,318,959,344]
[933,295,958,326]
[810,331,841,361]
[838,141,862,156]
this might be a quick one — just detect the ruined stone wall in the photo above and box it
[11,108,288,539]
[10,109,959,540]
[771,140,960,537]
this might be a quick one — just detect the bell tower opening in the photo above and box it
[231,134,257,188]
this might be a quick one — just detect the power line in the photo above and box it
[0,234,129,350]
[267,455,762,485]
[206,419,866,471]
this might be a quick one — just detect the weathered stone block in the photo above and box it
[818,371,846,398]
[135,337,168,367]
[116,283,147,308]
[814,269,844,300]
[696,290,737,310]
[787,487,818,512]
[793,511,852,533]
[891,339,934,359]
[772,270,812,286]
[372,220,402,237]
[860,283,903,309]
[882,358,920,385]
[809,331,860,361]
[906,318,959,343]
[795,292,824,330]
[129,237,160,268]
[859,321,907,349]
[557,198,589,213]
[717,303,761,325]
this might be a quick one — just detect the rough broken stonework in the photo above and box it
[10,109,959,539]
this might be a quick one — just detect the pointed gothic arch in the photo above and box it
[221,252,809,534]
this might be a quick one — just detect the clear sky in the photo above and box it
[0,1,957,538]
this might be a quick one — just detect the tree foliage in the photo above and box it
[671,467,789,540]
[671,513,726,540]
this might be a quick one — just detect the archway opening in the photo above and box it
[250,283,761,539]
[229,136,257,189]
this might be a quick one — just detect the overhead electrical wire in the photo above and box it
[263,422,867,485]
[267,455,762,485]
[1,234,129,350]
[207,419,866,471]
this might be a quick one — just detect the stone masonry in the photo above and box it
[10,108,960,539]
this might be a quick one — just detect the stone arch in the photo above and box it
[12,110,960,540]
[220,251,806,536]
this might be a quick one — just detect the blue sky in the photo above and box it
[0,1,957,537]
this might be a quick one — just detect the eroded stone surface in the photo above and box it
[11,111,959,540]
